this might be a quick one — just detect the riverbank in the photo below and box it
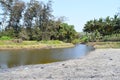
[87,42,120,48]
[0,40,74,50]
[0,49,120,80]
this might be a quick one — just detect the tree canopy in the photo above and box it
[0,0,77,42]
[83,15,120,41]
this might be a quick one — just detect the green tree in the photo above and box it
[0,0,25,38]
[39,0,53,40]
[58,23,76,42]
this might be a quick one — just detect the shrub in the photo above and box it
[0,36,12,40]
[102,34,120,41]
[71,39,80,44]
[80,36,89,43]
[12,39,23,43]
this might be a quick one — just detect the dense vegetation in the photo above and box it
[83,15,120,42]
[0,0,78,43]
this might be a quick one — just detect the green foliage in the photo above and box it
[83,15,120,42]
[0,36,12,40]
[80,36,89,43]
[0,0,77,43]
[1,28,15,38]
[58,23,77,42]
[71,39,80,44]
[19,28,29,40]
[102,34,120,41]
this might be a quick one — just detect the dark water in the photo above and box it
[0,44,94,68]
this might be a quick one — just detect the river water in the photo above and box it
[0,44,94,68]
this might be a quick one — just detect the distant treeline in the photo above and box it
[0,0,78,42]
[83,15,120,41]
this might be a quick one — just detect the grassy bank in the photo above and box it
[87,42,120,48]
[0,40,74,50]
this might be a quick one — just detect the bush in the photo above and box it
[12,39,23,43]
[0,36,12,40]
[80,36,89,43]
[71,39,80,44]
[102,34,120,41]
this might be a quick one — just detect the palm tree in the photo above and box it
[112,15,120,34]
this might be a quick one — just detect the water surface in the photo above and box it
[0,44,94,68]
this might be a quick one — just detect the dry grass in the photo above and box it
[0,40,74,50]
[88,42,120,48]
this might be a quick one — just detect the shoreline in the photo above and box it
[0,49,120,80]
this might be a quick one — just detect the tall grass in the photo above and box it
[102,34,120,41]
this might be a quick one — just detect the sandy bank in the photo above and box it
[0,49,120,80]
